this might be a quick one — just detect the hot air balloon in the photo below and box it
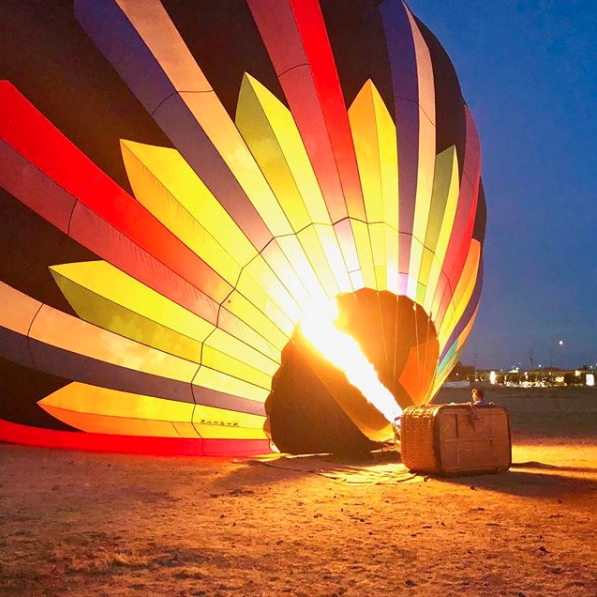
[0,0,486,456]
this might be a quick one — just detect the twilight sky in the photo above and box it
[410,0,597,369]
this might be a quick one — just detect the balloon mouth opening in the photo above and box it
[264,289,440,455]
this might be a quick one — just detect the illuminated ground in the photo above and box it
[1,387,596,597]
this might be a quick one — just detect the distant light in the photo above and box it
[558,340,564,346]
[587,374,595,387]
[490,371,497,385]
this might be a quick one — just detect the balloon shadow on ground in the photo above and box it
[438,465,597,500]
[513,460,597,474]
[216,450,405,488]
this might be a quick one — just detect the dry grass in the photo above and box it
[0,387,596,596]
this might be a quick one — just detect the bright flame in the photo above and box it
[300,300,402,423]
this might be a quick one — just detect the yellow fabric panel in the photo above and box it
[234,270,297,335]
[430,270,451,327]
[182,92,294,238]
[373,89,400,288]
[409,110,436,292]
[0,280,41,335]
[456,306,479,352]
[349,81,385,224]
[448,240,481,323]
[423,147,458,250]
[350,272,365,291]
[416,281,427,306]
[348,81,400,294]
[419,147,458,300]
[385,227,400,294]
[218,308,280,362]
[369,223,388,291]
[418,247,435,292]
[121,141,256,266]
[205,328,279,375]
[192,405,267,440]
[121,141,302,332]
[437,254,479,347]
[117,0,296,239]
[375,87,400,231]
[407,11,436,298]
[237,259,302,326]
[236,74,312,232]
[438,240,481,346]
[224,290,290,351]
[193,367,269,403]
[202,343,272,390]
[334,219,361,284]
[44,409,192,438]
[275,235,327,303]
[39,381,198,437]
[235,75,330,226]
[423,152,461,315]
[432,306,479,396]
[52,261,281,386]
[406,237,424,301]
[350,220,377,290]
[296,226,341,298]
[235,76,355,296]
[261,241,316,310]
[311,225,353,294]
[51,261,210,363]
[31,304,198,383]
[408,238,424,298]
[121,141,242,287]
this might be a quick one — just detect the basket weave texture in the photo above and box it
[400,406,439,473]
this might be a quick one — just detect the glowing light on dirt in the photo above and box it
[300,300,402,423]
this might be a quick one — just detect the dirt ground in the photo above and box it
[1,387,596,597]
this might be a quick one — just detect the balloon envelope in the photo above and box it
[0,0,485,455]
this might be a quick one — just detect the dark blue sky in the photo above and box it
[410,0,597,369]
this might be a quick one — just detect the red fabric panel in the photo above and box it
[434,108,481,308]
[0,139,75,233]
[290,0,365,220]
[444,202,478,302]
[69,202,220,323]
[202,438,273,457]
[246,0,306,83]
[436,277,453,329]
[0,82,230,323]
[78,174,231,303]
[248,0,366,222]
[0,81,98,197]
[431,269,450,321]
[0,417,272,456]
[153,93,273,251]
[277,67,347,221]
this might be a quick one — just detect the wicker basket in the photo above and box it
[401,404,511,476]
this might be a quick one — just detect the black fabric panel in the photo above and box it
[0,0,171,195]
[266,341,380,456]
[162,0,286,117]
[0,189,98,312]
[320,0,394,113]
[473,179,487,243]
[414,17,467,176]
[0,357,78,430]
